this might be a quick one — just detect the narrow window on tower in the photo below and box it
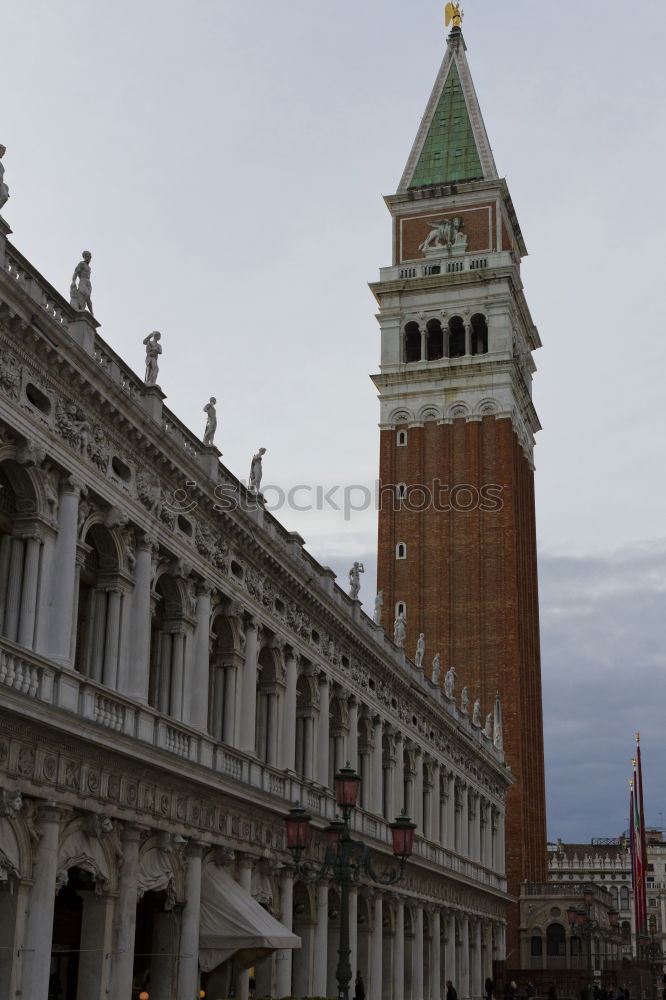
[396,430,407,447]
[395,601,406,618]
[404,322,421,364]
[426,318,444,361]
[396,483,407,502]
[396,543,407,560]
[471,313,489,355]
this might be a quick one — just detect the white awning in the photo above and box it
[199,863,301,973]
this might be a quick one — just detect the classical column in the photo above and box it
[170,630,185,720]
[109,825,143,1000]
[313,881,329,996]
[394,898,405,1000]
[394,732,405,814]
[413,905,424,1000]
[240,618,260,753]
[371,716,384,815]
[383,742,395,821]
[158,631,172,713]
[472,920,482,999]
[4,536,24,641]
[444,912,456,990]
[431,763,441,844]
[124,533,154,701]
[460,785,469,857]
[266,690,280,766]
[102,588,122,689]
[414,749,424,832]
[467,793,477,863]
[48,477,84,662]
[0,532,12,634]
[420,326,428,361]
[90,590,107,682]
[276,869,295,997]
[189,584,212,730]
[281,649,298,770]
[302,713,315,780]
[482,922,492,986]
[176,842,205,1000]
[371,894,383,1000]
[459,916,469,1000]
[317,672,330,786]
[348,696,359,771]
[223,665,237,746]
[483,803,492,868]
[238,857,254,1000]
[431,910,441,1000]
[21,804,64,999]
[496,811,506,876]
[465,322,472,357]
[447,776,456,850]
[17,530,41,648]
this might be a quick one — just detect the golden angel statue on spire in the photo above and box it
[445,2,463,28]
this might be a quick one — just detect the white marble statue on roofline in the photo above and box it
[431,652,441,684]
[472,698,481,727]
[460,685,470,715]
[203,397,217,446]
[483,713,493,739]
[444,664,456,699]
[143,331,162,385]
[394,612,406,647]
[348,561,364,600]
[373,590,383,625]
[70,251,94,314]
[249,447,266,492]
[414,633,425,668]
[0,145,9,211]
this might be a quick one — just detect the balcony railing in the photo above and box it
[378,250,514,283]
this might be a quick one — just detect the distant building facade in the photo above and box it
[646,830,666,979]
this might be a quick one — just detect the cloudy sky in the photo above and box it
[3,0,665,841]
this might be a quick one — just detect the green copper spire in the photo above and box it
[408,61,483,187]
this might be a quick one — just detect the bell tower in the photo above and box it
[371,21,547,947]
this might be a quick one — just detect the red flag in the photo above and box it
[636,738,648,934]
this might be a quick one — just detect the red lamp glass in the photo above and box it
[324,819,345,853]
[390,810,417,860]
[567,905,578,925]
[284,803,311,853]
[583,886,594,907]
[334,763,361,810]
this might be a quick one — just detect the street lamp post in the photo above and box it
[567,886,620,1000]
[284,763,416,1000]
